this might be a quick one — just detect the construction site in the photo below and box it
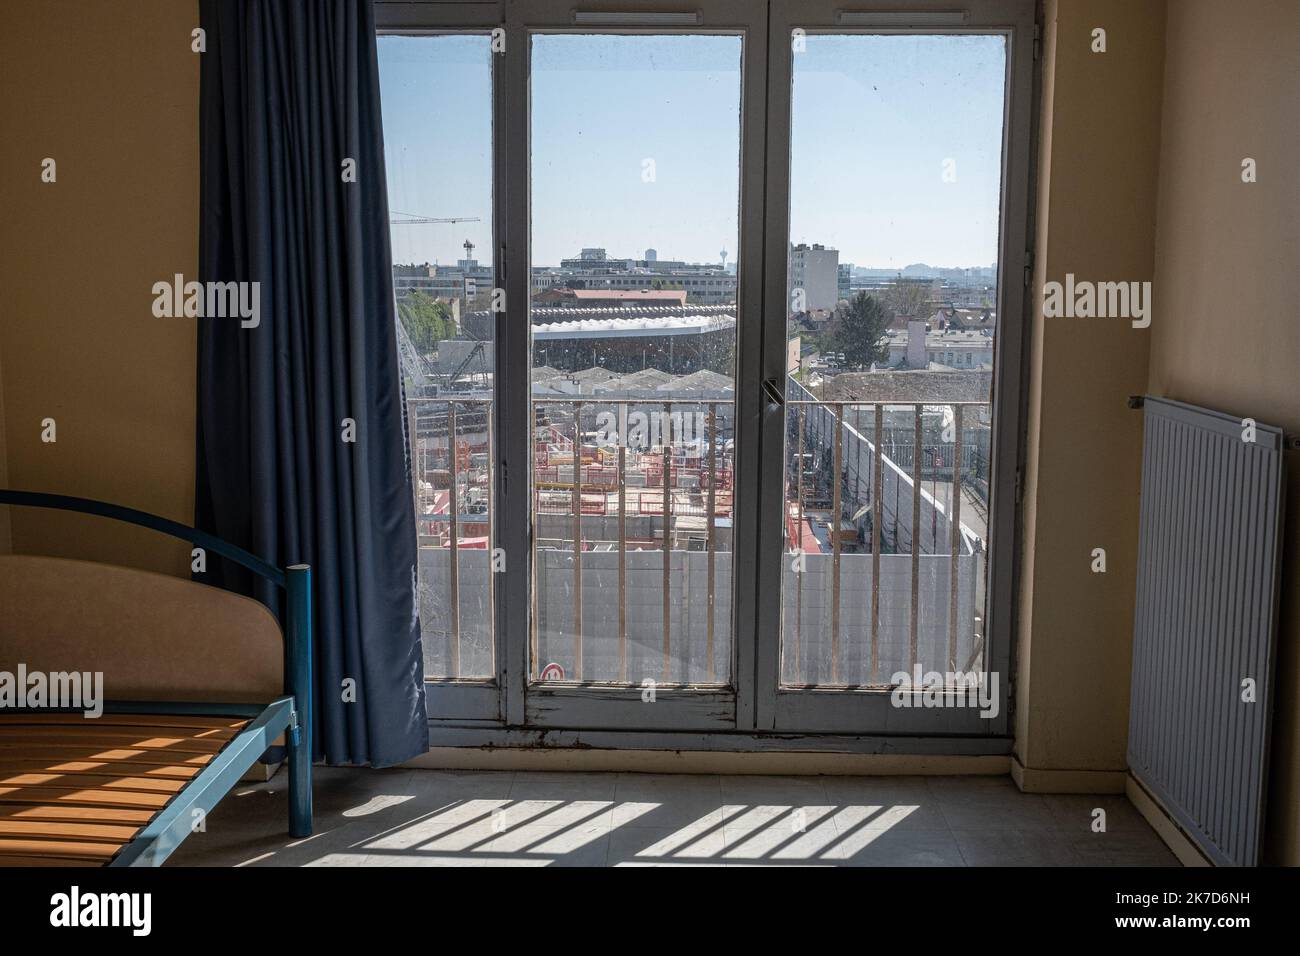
[394,295,992,689]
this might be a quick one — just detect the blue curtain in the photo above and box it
[195,0,428,767]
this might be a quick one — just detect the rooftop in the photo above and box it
[818,369,994,405]
[532,313,737,340]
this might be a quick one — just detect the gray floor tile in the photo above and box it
[951,828,1087,866]
[168,767,1180,868]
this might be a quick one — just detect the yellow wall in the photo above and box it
[1021,0,1300,864]
[0,0,199,575]
[1015,0,1166,779]
[1146,0,1300,865]
[0,333,10,553]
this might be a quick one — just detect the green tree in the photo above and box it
[397,290,449,353]
[882,277,932,320]
[831,292,891,369]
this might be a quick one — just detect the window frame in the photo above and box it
[376,0,1037,752]
[502,0,768,732]
[377,3,510,724]
[753,0,1036,736]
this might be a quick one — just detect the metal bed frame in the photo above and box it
[0,489,313,866]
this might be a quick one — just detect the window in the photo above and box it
[378,33,496,680]
[377,0,1034,743]
[529,33,742,687]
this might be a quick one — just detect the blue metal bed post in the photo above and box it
[286,564,314,837]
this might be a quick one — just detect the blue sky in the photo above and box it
[378,32,1006,270]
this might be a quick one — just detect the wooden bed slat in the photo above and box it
[11,713,250,731]
[0,854,103,867]
[0,712,256,867]
[0,838,122,859]
[0,774,187,794]
[0,728,235,750]
[0,819,139,841]
[0,804,156,824]
[0,786,172,809]
[0,759,201,780]
[0,747,215,767]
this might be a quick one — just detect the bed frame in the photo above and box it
[0,490,313,866]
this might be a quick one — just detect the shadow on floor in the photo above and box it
[167,768,1179,867]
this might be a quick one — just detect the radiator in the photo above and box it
[1128,397,1287,866]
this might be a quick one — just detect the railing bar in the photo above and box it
[872,403,883,684]
[911,404,922,671]
[572,400,583,681]
[706,402,717,683]
[618,442,627,683]
[795,404,806,684]
[448,403,461,679]
[486,400,496,675]
[532,398,739,406]
[407,398,421,540]
[662,401,672,683]
[527,396,988,406]
[949,404,963,672]
[530,405,539,681]
[832,401,843,684]
[781,399,989,406]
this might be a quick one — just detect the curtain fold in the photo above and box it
[196,0,428,767]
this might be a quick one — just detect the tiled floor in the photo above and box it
[168,768,1179,867]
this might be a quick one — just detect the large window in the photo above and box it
[779,34,1006,688]
[376,0,1035,745]
[529,34,743,686]
[378,34,496,680]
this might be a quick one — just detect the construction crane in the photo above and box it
[444,339,488,391]
[394,312,434,396]
[389,212,482,226]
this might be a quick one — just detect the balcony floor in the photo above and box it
[167,769,1178,867]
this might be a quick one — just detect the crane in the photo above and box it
[444,339,488,390]
[394,311,433,395]
[389,212,482,226]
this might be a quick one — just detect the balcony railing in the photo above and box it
[407,386,992,688]
[785,377,991,685]
[531,397,734,684]
[407,396,495,679]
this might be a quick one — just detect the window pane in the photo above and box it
[378,34,495,680]
[530,34,742,685]
[781,34,1005,687]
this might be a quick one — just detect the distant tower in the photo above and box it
[720,248,728,270]
[645,248,657,263]
[462,238,475,263]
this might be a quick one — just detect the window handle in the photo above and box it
[762,378,786,412]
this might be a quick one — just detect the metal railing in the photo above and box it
[408,388,990,687]
[407,396,494,679]
[531,397,734,684]
[784,379,992,685]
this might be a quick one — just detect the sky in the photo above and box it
[377,32,1007,270]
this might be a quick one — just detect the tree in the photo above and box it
[882,277,932,320]
[831,292,891,369]
[397,290,449,353]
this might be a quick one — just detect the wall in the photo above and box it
[0,0,200,575]
[1015,0,1167,786]
[1146,0,1300,865]
[0,334,10,553]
